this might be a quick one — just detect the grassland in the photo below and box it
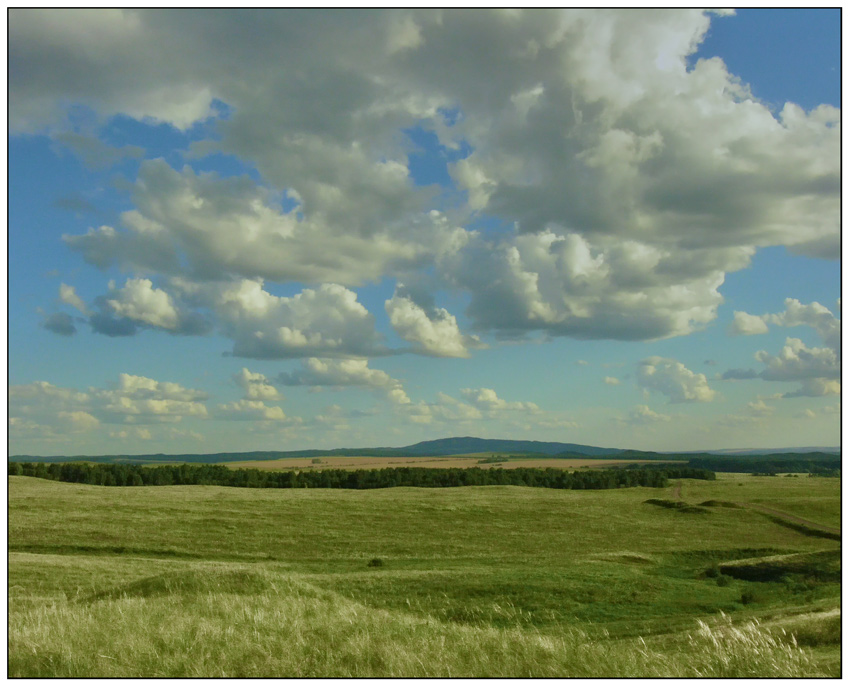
[8,473,840,677]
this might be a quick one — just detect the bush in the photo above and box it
[716,575,731,587]
[367,558,384,568]
[740,589,767,605]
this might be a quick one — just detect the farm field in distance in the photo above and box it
[8,471,840,678]
[222,454,688,471]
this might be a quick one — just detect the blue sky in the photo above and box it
[9,9,840,455]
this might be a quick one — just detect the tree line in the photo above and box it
[688,455,840,476]
[8,461,716,490]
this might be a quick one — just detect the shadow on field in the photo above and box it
[643,498,710,514]
[717,549,841,583]
[84,568,274,603]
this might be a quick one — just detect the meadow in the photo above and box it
[8,472,840,677]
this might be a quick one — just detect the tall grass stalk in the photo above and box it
[8,574,821,678]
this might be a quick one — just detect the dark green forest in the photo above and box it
[9,462,715,490]
[688,454,840,476]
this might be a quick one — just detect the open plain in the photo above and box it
[8,472,840,678]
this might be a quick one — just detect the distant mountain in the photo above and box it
[398,436,625,457]
[691,447,840,456]
[9,437,839,464]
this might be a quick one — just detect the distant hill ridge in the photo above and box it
[400,436,625,456]
[9,436,839,464]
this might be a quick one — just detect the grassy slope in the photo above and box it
[682,473,842,529]
[8,475,840,677]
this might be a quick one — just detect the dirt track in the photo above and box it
[671,480,838,536]
[735,502,841,536]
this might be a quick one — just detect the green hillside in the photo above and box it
[9,474,840,677]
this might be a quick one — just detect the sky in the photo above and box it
[8,8,841,455]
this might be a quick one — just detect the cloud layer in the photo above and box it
[16,9,837,358]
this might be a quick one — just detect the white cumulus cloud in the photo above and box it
[386,288,482,358]
[214,399,287,422]
[637,356,716,403]
[627,404,671,424]
[724,299,840,398]
[277,358,410,405]
[233,368,281,401]
[728,311,769,336]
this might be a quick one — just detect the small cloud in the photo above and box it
[728,311,769,336]
[233,368,281,401]
[89,311,139,337]
[603,376,620,385]
[715,414,763,428]
[460,387,539,413]
[214,399,287,422]
[42,312,77,336]
[625,404,671,425]
[794,408,817,419]
[58,410,100,432]
[59,283,89,315]
[782,378,840,398]
[721,368,759,381]
[746,398,774,416]
[53,194,99,215]
[277,358,409,405]
[576,360,589,366]
[637,357,716,403]
[385,287,485,358]
[110,427,153,440]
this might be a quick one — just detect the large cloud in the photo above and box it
[756,338,839,383]
[172,279,386,359]
[64,160,468,287]
[427,11,838,257]
[56,278,212,338]
[441,230,748,340]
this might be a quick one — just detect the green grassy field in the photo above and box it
[8,474,840,677]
